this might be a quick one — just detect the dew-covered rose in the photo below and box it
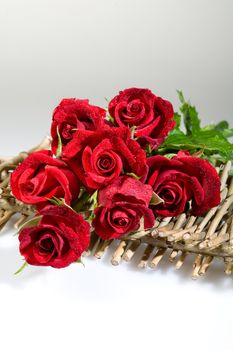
[146,151,221,217]
[108,87,175,149]
[11,150,80,207]
[18,206,90,268]
[51,98,106,155]
[92,176,155,239]
[62,127,148,191]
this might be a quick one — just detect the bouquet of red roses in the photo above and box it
[6,87,233,273]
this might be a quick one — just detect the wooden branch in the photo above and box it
[89,161,233,278]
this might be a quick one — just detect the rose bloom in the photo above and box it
[108,87,175,149]
[62,127,148,191]
[10,150,80,207]
[92,176,155,240]
[146,151,221,217]
[51,98,106,155]
[18,206,90,268]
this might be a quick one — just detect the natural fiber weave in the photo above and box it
[1,137,233,278]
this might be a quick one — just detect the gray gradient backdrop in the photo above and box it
[0,3,233,348]
[0,0,233,155]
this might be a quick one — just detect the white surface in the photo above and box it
[0,1,233,349]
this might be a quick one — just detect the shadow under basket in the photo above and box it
[0,137,233,279]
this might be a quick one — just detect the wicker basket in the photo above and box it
[1,137,233,279]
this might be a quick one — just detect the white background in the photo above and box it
[0,1,233,349]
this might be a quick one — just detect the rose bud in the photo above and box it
[51,98,106,155]
[146,151,221,217]
[62,127,148,191]
[92,176,155,240]
[108,87,175,149]
[18,206,90,268]
[10,150,80,207]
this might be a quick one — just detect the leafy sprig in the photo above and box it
[157,91,233,165]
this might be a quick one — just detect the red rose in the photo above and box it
[92,176,155,239]
[108,87,175,149]
[51,98,106,155]
[62,127,148,191]
[10,150,80,206]
[19,206,90,268]
[146,151,221,217]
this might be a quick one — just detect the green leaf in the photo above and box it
[87,212,95,223]
[191,130,233,156]
[157,90,233,164]
[48,197,65,206]
[130,125,137,139]
[222,129,233,138]
[17,215,42,233]
[202,120,233,139]
[164,153,178,159]
[173,112,181,129]
[159,129,233,161]
[214,121,233,138]
[14,261,28,275]
[72,191,89,212]
[184,105,200,136]
[159,133,195,151]
[167,113,184,138]
[150,192,164,206]
[48,197,75,212]
[146,144,153,156]
[76,258,85,267]
[178,92,200,136]
[56,126,62,158]
[214,120,229,131]
[89,190,98,210]
[105,112,115,125]
[177,90,185,104]
[126,172,141,180]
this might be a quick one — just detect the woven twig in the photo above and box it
[85,160,233,278]
[1,138,233,278]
